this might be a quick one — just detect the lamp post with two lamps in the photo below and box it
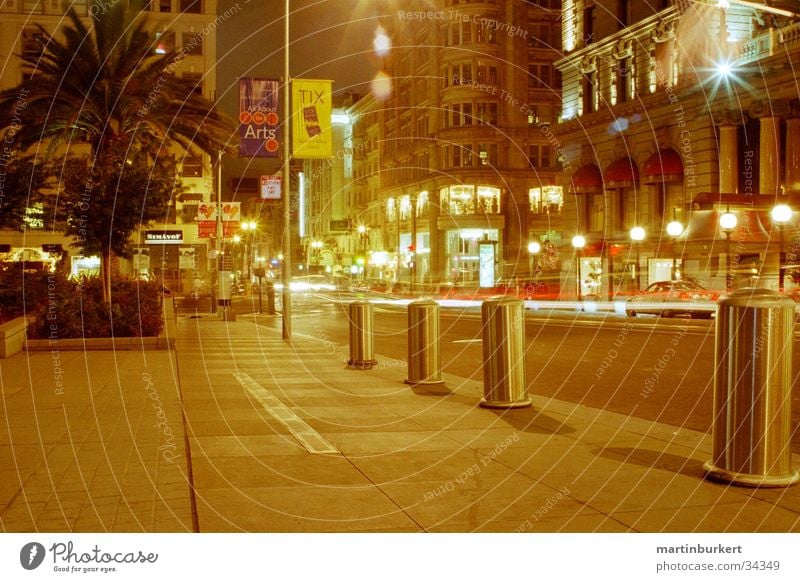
[666,219,684,281]
[719,208,738,293]
[771,203,792,293]
[630,226,646,292]
[528,240,541,277]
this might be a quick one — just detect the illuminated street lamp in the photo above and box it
[572,235,586,301]
[527,240,541,282]
[666,220,684,281]
[720,209,738,292]
[630,226,645,291]
[771,203,792,292]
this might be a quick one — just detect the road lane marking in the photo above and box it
[233,370,340,454]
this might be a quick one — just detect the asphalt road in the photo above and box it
[234,292,800,453]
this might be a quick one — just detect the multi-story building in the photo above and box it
[0,0,221,292]
[377,0,564,287]
[554,0,800,299]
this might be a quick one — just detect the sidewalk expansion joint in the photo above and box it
[233,370,340,455]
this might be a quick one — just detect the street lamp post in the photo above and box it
[571,235,586,301]
[630,226,646,291]
[281,0,292,339]
[527,241,541,291]
[720,209,738,293]
[241,220,257,290]
[771,203,792,293]
[666,220,684,281]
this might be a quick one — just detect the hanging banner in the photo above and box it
[239,78,280,158]
[291,79,333,159]
[195,202,241,239]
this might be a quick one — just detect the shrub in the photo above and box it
[23,273,164,339]
[0,264,51,323]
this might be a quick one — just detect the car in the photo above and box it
[273,275,336,292]
[625,280,719,318]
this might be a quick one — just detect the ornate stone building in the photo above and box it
[554,0,800,298]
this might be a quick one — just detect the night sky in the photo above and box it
[216,0,384,194]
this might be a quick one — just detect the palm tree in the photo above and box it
[0,2,235,302]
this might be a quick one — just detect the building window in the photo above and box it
[182,73,203,95]
[181,155,203,177]
[386,198,397,222]
[582,70,598,115]
[475,21,496,44]
[478,143,498,166]
[476,62,498,85]
[529,186,564,215]
[21,27,45,56]
[616,56,634,103]
[477,186,500,213]
[476,102,498,126]
[159,0,171,11]
[416,191,428,218]
[399,195,412,220]
[528,63,552,88]
[179,0,201,13]
[182,32,202,55]
[528,23,553,49]
[448,62,473,87]
[154,31,175,54]
[583,3,595,47]
[617,0,631,29]
[528,145,552,169]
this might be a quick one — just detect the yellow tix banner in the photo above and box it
[291,79,333,159]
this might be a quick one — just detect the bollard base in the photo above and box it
[479,397,532,409]
[347,359,377,369]
[405,377,445,386]
[703,461,800,488]
[218,308,236,322]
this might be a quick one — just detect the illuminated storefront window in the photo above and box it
[386,198,397,222]
[529,186,564,215]
[399,195,412,220]
[439,185,501,215]
[415,191,428,218]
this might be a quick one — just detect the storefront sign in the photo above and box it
[260,175,281,200]
[145,230,184,244]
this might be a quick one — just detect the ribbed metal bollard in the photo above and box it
[480,296,531,408]
[347,301,377,369]
[265,282,276,315]
[405,299,444,385]
[704,288,799,487]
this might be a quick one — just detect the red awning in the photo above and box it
[604,157,639,188]
[569,164,602,193]
[642,149,683,184]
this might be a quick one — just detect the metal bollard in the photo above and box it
[347,301,377,369]
[480,296,531,408]
[704,288,799,487]
[265,282,276,315]
[405,299,444,385]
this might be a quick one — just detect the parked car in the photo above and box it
[625,280,719,318]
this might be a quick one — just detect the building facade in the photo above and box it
[0,0,221,292]
[554,0,800,299]
[303,0,565,289]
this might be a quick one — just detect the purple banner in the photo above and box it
[238,78,280,158]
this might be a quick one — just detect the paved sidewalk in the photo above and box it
[174,314,800,533]
[0,347,192,532]
[1,311,799,532]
